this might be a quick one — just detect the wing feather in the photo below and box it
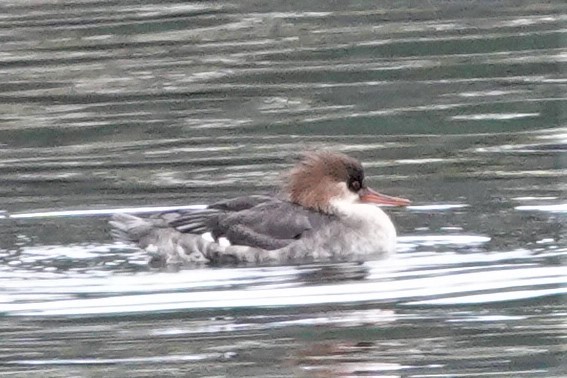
[162,198,335,250]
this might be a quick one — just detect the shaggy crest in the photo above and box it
[283,151,364,213]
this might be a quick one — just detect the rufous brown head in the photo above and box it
[283,151,410,213]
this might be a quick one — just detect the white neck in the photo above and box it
[330,198,397,255]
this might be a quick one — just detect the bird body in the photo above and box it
[110,151,409,266]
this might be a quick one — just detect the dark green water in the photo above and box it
[0,1,565,377]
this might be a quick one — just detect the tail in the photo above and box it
[109,213,160,245]
[110,213,211,266]
[110,213,284,266]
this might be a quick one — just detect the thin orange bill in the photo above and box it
[359,187,410,206]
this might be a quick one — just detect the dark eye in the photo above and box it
[350,180,361,192]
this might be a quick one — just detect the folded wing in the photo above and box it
[163,196,335,250]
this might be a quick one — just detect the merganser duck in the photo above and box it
[110,151,410,266]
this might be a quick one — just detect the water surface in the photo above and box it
[0,1,566,377]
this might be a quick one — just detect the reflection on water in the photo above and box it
[0,0,566,377]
